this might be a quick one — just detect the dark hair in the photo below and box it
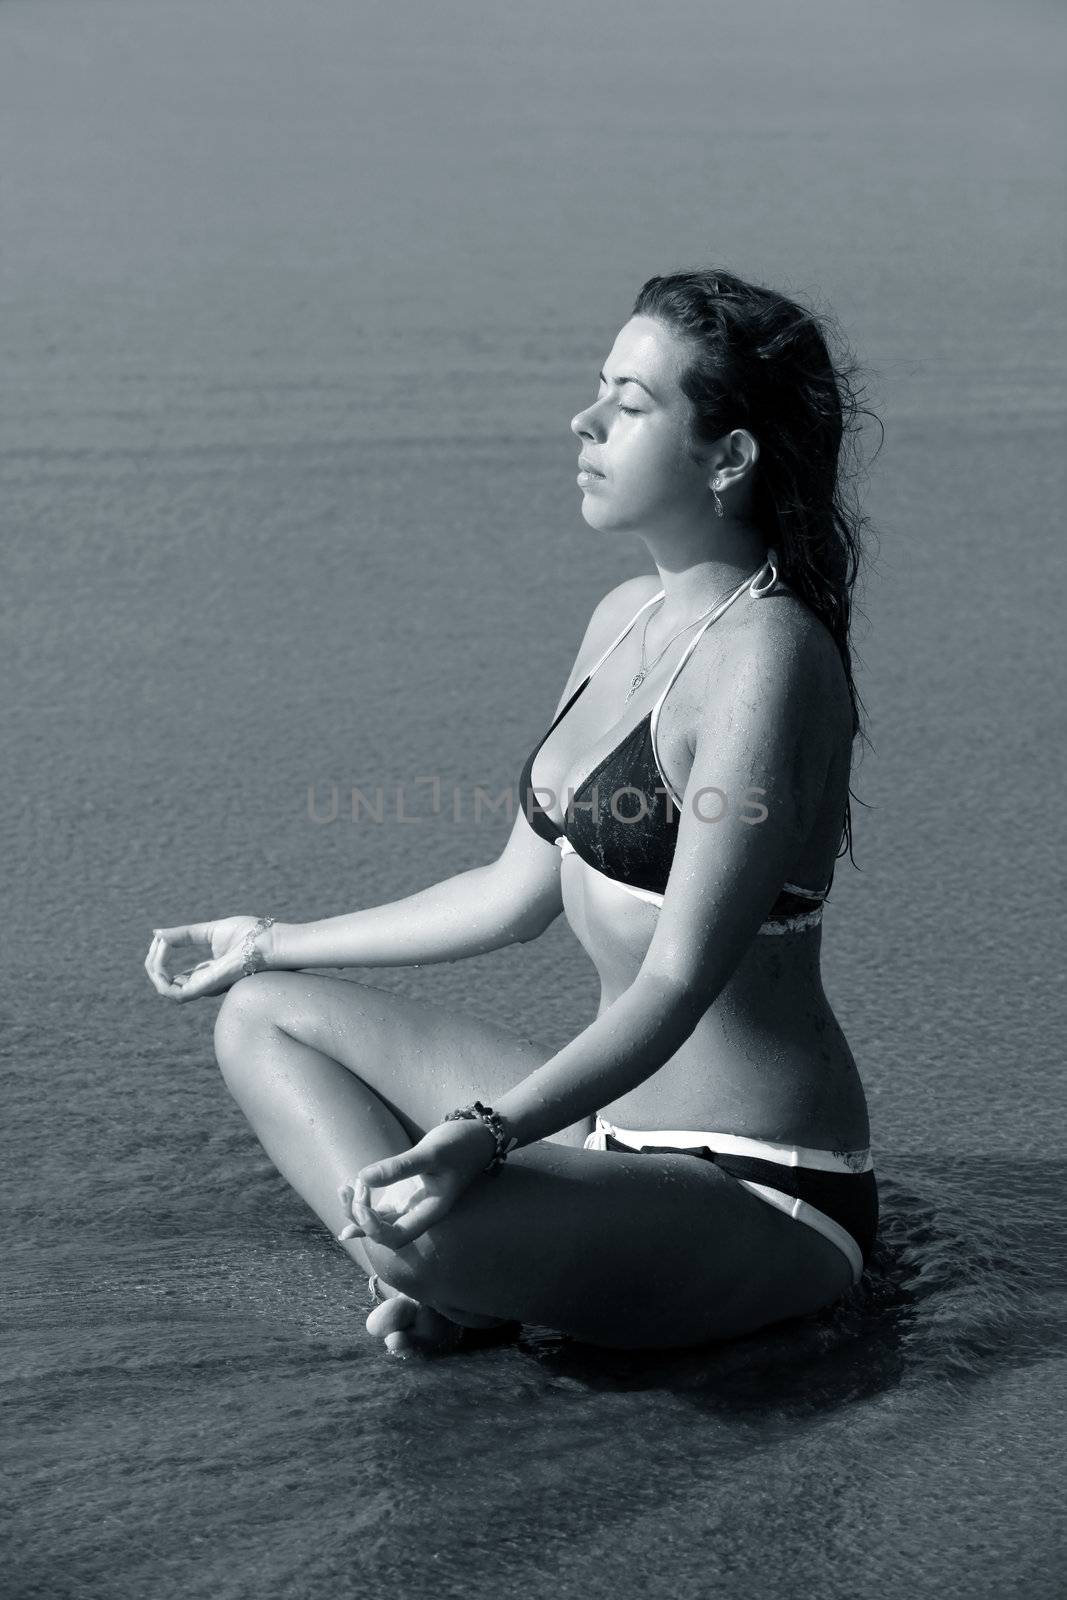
[631,266,881,870]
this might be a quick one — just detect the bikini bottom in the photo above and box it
[584,1114,878,1287]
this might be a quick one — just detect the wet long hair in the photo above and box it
[631,267,881,869]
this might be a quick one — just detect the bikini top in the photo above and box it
[518,554,836,933]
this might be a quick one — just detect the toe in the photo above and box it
[366,1294,418,1338]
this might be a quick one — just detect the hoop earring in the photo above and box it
[712,478,725,519]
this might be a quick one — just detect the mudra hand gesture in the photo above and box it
[144,917,268,1002]
[337,1118,499,1249]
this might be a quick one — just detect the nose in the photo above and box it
[570,399,604,442]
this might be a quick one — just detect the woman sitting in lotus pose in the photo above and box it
[145,266,877,1359]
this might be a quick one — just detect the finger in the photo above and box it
[366,1173,423,1221]
[174,963,213,990]
[380,1192,444,1246]
[356,1192,442,1251]
[153,925,208,947]
[146,969,180,1000]
[350,1198,409,1251]
[357,1148,425,1190]
[156,930,212,981]
[148,935,173,982]
[337,1222,365,1241]
[171,967,224,1004]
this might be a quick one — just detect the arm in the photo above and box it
[266,858,550,972]
[148,809,570,998]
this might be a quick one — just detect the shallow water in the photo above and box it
[2,1,1064,1595]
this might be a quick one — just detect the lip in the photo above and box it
[577,458,605,477]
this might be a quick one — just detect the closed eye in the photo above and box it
[592,379,644,416]
[597,391,642,415]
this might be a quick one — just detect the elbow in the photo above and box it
[639,945,730,1027]
[514,902,562,945]
[505,879,565,946]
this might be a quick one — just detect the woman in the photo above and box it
[145,267,877,1359]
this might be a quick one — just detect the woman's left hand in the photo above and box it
[336,1119,499,1249]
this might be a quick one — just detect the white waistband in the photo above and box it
[590,1115,872,1175]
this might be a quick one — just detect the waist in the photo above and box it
[595,1008,869,1154]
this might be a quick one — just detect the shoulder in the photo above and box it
[689,583,850,748]
[712,582,841,689]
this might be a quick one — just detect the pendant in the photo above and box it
[626,670,646,702]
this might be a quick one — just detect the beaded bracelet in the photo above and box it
[442,1100,519,1173]
[241,915,275,978]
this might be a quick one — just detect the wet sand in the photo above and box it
[2,1,1063,1595]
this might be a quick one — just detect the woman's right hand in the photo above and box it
[144,917,271,1003]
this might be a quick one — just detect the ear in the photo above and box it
[699,428,760,492]
[734,428,759,470]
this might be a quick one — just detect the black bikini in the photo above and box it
[519,558,835,933]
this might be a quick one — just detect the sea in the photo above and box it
[2,1,1064,1596]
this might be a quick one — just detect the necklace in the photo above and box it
[624,583,739,702]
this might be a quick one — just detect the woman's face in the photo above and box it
[570,315,712,533]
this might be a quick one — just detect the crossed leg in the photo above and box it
[212,971,853,1350]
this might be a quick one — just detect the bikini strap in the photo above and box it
[748,547,779,599]
[582,587,665,682]
[649,552,777,736]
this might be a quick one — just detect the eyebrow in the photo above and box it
[599,369,660,401]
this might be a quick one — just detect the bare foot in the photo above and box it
[364,1277,520,1358]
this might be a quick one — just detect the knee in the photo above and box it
[213,974,290,1073]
